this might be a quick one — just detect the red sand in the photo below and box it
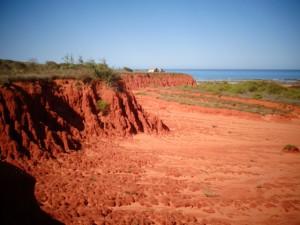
[1,80,300,224]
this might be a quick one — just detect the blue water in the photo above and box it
[166,69,300,82]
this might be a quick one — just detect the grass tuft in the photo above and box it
[96,99,109,114]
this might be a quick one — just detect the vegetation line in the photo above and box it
[178,81,300,106]
[0,58,120,86]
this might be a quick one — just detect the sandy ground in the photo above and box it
[27,88,300,225]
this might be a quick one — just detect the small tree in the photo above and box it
[70,55,74,64]
[63,54,74,65]
[63,54,70,64]
[78,56,84,64]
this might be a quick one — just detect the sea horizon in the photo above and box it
[165,69,300,82]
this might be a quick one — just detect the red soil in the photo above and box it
[121,72,196,89]
[0,79,168,160]
[136,87,300,121]
[1,81,300,225]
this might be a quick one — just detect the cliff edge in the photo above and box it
[0,79,168,160]
[121,72,196,90]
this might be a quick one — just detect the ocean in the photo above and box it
[166,69,300,82]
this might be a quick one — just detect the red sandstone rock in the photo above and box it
[121,72,196,90]
[0,79,169,160]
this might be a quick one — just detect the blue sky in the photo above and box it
[0,0,300,69]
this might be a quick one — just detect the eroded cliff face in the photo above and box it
[121,73,196,90]
[0,79,168,160]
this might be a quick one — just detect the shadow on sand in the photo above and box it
[0,161,64,225]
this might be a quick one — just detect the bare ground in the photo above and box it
[14,87,300,225]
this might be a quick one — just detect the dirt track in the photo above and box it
[118,92,300,224]
[5,87,300,225]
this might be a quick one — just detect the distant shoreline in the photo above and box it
[166,69,300,83]
[165,69,300,71]
[196,79,300,83]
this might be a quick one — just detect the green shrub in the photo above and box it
[282,144,299,153]
[96,99,109,113]
[252,93,263,99]
[93,63,120,86]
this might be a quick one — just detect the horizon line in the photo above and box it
[1,58,300,71]
[138,68,300,71]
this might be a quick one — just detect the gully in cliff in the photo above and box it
[0,78,169,160]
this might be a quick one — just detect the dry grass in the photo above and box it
[158,92,290,115]
[0,59,120,86]
[178,81,300,106]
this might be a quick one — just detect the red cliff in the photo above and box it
[121,72,196,90]
[0,79,168,160]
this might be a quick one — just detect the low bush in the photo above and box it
[93,63,120,86]
[282,144,299,153]
[96,99,109,113]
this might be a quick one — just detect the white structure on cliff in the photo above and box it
[148,68,165,73]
